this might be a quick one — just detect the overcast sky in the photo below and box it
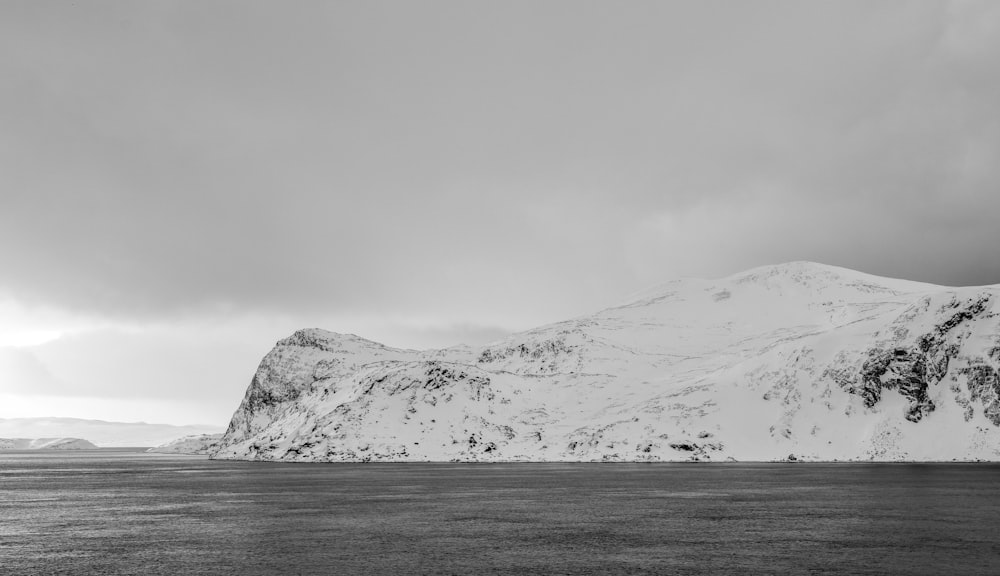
[2,1,999,427]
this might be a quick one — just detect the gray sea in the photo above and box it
[1,450,998,575]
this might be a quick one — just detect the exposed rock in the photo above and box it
[857,347,936,422]
[844,295,995,423]
[477,335,577,374]
[962,363,1000,426]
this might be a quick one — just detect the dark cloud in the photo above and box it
[1,0,998,330]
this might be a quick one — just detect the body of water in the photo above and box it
[1,450,998,575]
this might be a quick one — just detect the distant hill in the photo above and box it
[0,437,98,450]
[147,433,224,455]
[0,417,224,448]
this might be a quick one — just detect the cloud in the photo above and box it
[0,347,65,393]
[2,2,998,426]
[940,0,1000,59]
[624,183,1000,289]
[0,1,998,329]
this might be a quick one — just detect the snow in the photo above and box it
[213,262,1000,462]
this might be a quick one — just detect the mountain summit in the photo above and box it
[213,262,1000,462]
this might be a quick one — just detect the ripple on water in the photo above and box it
[1,456,999,575]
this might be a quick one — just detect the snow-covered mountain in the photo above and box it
[213,262,1000,462]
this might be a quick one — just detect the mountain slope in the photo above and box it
[213,262,1000,462]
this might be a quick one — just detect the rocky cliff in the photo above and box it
[213,262,1000,462]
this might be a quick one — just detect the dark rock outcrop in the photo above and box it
[858,347,936,422]
[847,295,993,422]
[962,363,1000,426]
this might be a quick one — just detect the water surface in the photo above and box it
[2,450,998,575]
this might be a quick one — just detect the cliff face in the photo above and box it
[213,262,1000,462]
